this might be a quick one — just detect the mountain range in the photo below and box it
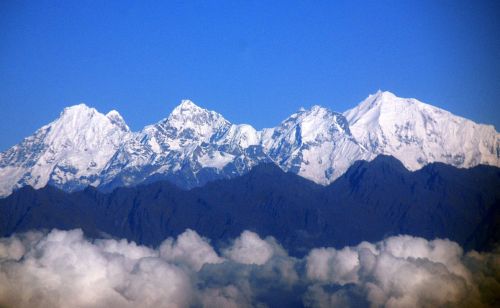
[1,155,499,256]
[0,90,498,197]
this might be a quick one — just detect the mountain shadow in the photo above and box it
[1,155,499,256]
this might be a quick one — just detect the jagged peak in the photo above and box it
[143,99,232,142]
[64,102,92,109]
[180,99,197,107]
[372,89,396,98]
[274,104,350,139]
[294,104,344,121]
[53,103,131,133]
[106,109,125,122]
[61,103,96,116]
[345,91,422,120]
[106,110,130,132]
[302,102,347,116]
[364,90,398,106]
[309,105,328,112]
[171,99,206,115]
[166,99,228,126]
[352,91,458,118]
[106,109,121,118]
[55,104,102,126]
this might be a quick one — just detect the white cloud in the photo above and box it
[306,246,361,285]
[159,229,223,271]
[222,230,278,265]
[304,235,489,308]
[0,229,498,308]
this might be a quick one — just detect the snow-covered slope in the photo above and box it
[344,91,500,170]
[0,104,131,196]
[99,100,269,190]
[1,92,498,197]
[262,106,371,184]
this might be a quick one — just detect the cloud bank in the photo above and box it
[0,229,498,307]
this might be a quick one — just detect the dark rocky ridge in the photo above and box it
[1,155,499,256]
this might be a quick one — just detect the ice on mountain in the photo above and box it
[1,92,498,197]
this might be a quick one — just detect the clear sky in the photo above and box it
[1,0,499,150]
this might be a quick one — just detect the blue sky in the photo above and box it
[1,0,499,150]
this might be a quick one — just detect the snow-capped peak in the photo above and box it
[98,100,260,189]
[57,103,97,122]
[293,104,351,139]
[106,110,129,132]
[168,100,226,124]
[62,103,94,113]
[0,104,131,196]
[162,100,230,142]
[309,104,330,113]
[347,90,400,117]
[261,105,369,184]
[171,99,205,115]
[344,91,499,170]
[1,92,498,198]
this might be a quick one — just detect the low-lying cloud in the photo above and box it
[0,229,498,307]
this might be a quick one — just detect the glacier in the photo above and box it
[0,91,498,197]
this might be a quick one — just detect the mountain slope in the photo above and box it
[100,101,369,190]
[262,106,371,184]
[99,100,270,190]
[0,91,498,197]
[344,90,500,170]
[0,104,130,196]
[2,156,498,256]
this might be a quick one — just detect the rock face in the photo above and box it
[0,91,498,197]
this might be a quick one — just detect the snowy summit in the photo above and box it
[0,91,498,197]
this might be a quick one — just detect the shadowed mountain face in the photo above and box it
[1,155,499,256]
